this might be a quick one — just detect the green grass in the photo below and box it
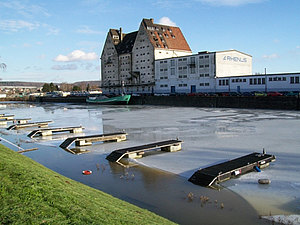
[0,144,175,224]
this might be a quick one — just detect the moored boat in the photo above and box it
[86,94,131,105]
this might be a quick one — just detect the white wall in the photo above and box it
[215,50,252,77]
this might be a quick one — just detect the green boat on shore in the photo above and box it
[86,94,131,105]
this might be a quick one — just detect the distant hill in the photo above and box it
[0,81,101,87]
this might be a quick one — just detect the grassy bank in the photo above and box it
[0,144,175,224]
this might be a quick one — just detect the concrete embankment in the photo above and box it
[4,95,299,110]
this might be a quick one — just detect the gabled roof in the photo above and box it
[108,29,137,54]
[141,18,191,52]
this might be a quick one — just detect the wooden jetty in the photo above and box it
[0,114,14,120]
[106,139,183,163]
[28,126,84,138]
[0,118,31,125]
[7,121,53,130]
[188,152,276,187]
[59,132,127,148]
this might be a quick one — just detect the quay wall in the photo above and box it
[129,96,300,110]
[2,96,299,110]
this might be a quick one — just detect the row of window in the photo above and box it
[290,76,300,84]
[219,80,229,86]
[199,65,209,68]
[232,78,247,83]
[135,52,150,56]
[269,77,286,81]
[137,59,150,63]
[249,78,265,85]
[200,83,210,86]
[199,55,210,59]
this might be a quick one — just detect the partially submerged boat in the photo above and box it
[86,94,131,105]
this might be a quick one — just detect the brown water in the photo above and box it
[0,102,275,224]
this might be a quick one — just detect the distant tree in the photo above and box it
[60,83,73,91]
[55,85,59,91]
[49,82,55,91]
[86,84,90,92]
[72,85,81,91]
[42,83,51,92]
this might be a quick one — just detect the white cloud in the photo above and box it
[158,17,177,27]
[0,20,40,32]
[198,0,266,6]
[53,50,98,62]
[262,53,279,59]
[52,64,78,70]
[0,1,50,18]
[76,25,102,34]
[297,46,300,49]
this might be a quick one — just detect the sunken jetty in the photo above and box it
[106,139,183,163]
[188,152,276,187]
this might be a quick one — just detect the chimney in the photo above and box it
[150,18,154,24]
[119,27,123,41]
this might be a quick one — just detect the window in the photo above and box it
[205,65,209,68]
[226,80,229,85]
[199,56,203,59]
[296,77,299,83]
[205,83,209,86]
[258,78,261,84]
[190,67,195,74]
[205,55,209,58]
[250,79,253,85]
[262,78,265,84]
[199,65,204,68]
[290,77,295,84]
[190,57,195,64]
[171,60,175,66]
[171,68,175,75]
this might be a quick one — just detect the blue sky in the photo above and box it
[0,0,299,83]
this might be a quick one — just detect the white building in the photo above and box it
[217,72,300,93]
[101,18,192,94]
[155,50,252,94]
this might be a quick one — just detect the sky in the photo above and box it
[0,0,299,83]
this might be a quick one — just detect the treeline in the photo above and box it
[42,82,100,92]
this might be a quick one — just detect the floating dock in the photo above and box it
[28,126,84,138]
[0,114,14,120]
[59,132,127,148]
[7,121,53,130]
[188,152,276,187]
[0,118,31,125]
[106,139,183,163]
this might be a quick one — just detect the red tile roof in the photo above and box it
[142,18,191,52]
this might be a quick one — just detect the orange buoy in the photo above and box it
[82,170,92,175]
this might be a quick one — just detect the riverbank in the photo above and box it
[0,144,174,224]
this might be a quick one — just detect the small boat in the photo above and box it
[86,94,131,105]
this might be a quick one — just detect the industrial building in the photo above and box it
[155,50,252,94]
[101,18,300,95]
[101,18,192,94]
